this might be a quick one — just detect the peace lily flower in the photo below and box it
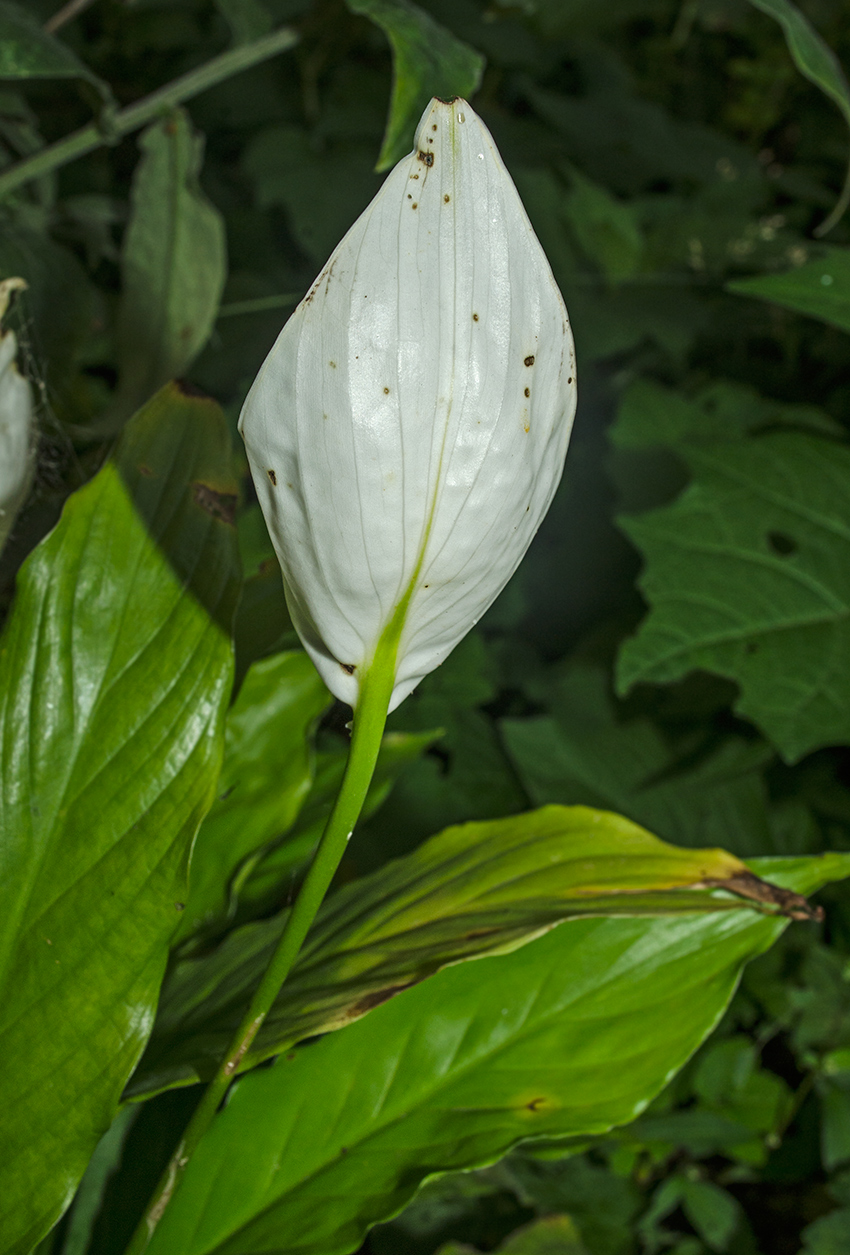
[239,98,576,712]
[0,278,34,553]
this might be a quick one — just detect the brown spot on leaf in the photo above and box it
[138,464,153,477]
[417,150,434,167]
[267,469,277,486]
[192,483,237,525]
[349,983,415,1016]
[524,355,535,367]
[701,870,824,922]
[174,378,209,399]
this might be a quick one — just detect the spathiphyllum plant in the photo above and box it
[5,9,850,1253]
[240,96,577,717]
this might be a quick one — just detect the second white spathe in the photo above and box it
[239,97,577,712]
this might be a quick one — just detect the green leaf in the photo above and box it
[502,663,775,856]
[0,382,239,1255]
[345,0,485,170]
[127,804,816,1100]
[614,382,850,762]
[214,0,273,45]
[680,1179,740,1251]
[745,0,850,235]
[0,1,112,104]
[143,854,850,1255]
[114,108,227,420]
[235,726,439,917]
[728,246,850,335]
[562,166,643,282]
[174,651,332,944]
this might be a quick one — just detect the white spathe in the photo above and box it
[0,279,34,548]
[239,98,577,712]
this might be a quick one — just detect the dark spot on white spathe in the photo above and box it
[340,662,356,675]
[524,387,530,398]
[524,355,535,367]
[267,469,277,485]
[444,194,450,203]
[472,313,479,322]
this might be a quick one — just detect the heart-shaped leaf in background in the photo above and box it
[613,380,850,763]
[0,382,239,1255]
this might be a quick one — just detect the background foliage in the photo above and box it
[3,0,850,1253]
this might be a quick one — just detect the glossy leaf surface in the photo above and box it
[175,650,331,944]
[115,109,227,418]
[144,854,850,1255]
[614,380,850,762]
[128,804,809,1099]
[0,383,238,1254]
[346,0,485,170]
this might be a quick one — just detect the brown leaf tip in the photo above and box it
[191,482,237,526]
[705,870,824,922]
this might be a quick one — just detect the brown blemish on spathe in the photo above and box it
[524,387,530,398]
[417,150,434,167]
[472,313,479,321]
[192,483,237,525]
[444,194,450,203]
[524,355,535,367]
[383,387,390,394]
[267,469,277,486]
[340,663,356,675]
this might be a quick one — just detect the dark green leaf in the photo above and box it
[0,382,238,1254]
[128,804,816,1100]
[728,246,850,335]
[114,109,227,420]
[502,663,775,856]
[143,855,850,1255]
[745,0,850,234]
[0,1,111,103]
[346,0,484,170]
[214,0,273,46]
[614,382,850,762]
[174,650,331,944]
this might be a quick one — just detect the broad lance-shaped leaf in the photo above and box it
[240,97,576,713]
[729,244,850,335]
[0,382,239,1255]
[127,805,817,1100]
[346,0,484,170]
[113,108,226,421]
[143,853,850,1255]
[614,379,850,763]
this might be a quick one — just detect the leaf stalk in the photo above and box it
[123,643,397,1253]
[0,25,299,203]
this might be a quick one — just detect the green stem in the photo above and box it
[123,652,396,1254]
[0,26,299,203]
